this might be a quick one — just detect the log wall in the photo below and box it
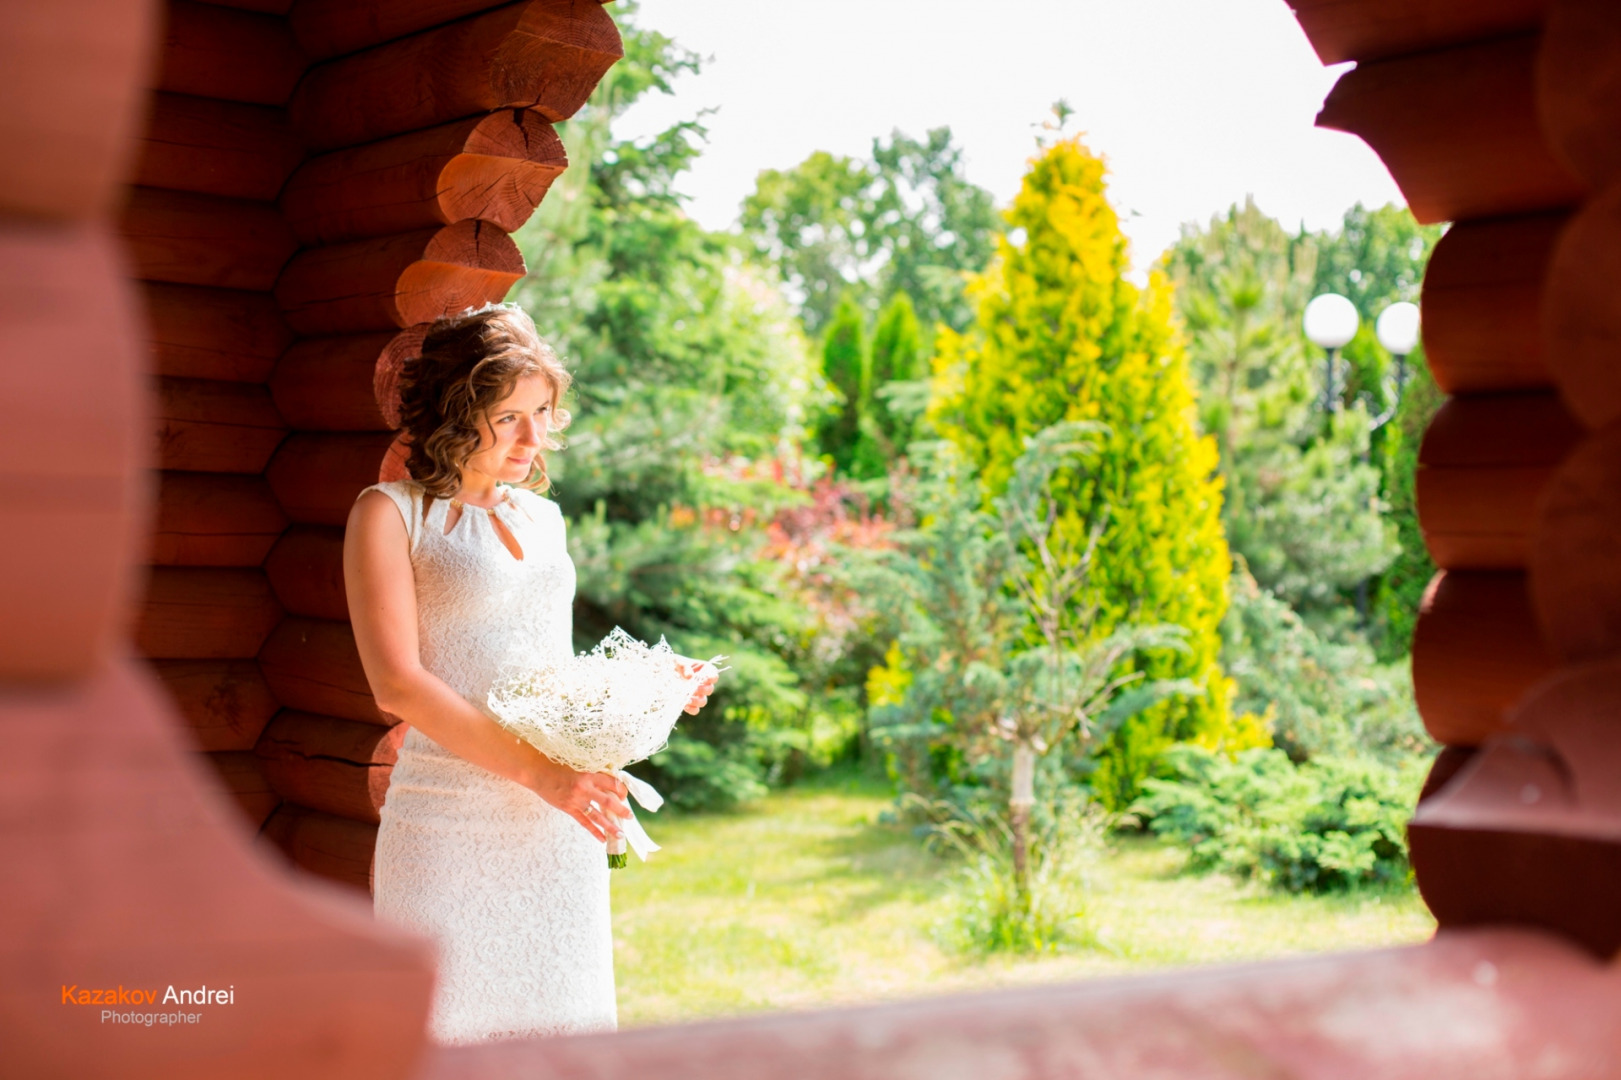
[118,0,620,894]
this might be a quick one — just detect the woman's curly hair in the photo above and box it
[395,304,572,498]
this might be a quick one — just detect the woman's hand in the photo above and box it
[677,661,719,716]
[526,759,631,842]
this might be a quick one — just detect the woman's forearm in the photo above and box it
[377,668,558,792]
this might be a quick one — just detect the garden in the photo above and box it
[515,4,1444,1017]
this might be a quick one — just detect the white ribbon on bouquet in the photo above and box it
[609,768,665,861]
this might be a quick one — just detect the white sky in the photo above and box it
[611,0,1406,275]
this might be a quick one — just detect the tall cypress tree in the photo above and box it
[817,295,869,473]
[868,291,925,452]
[928,137,1236,808]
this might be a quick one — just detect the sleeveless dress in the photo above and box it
[362,479,617,1045]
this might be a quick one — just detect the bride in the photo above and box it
[343,303,716,1045]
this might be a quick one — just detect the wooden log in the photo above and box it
[275,220,524,335]
[1416,392,1582,568]
[203,0,294,13]
[140,281,292,382]
[280,109,565,245]
[1412,570,1559,746]
[136,566,284,659]
[256,710,404,823]
[1289,0,1549,65]
[1420,212,1565,394]
[149,657,280,751]
[290,0,512,61]
[0,0,157,218]
[152,470,289,566]
[1537,0,1621,189]
[259,803,377,893]
[270,326,426,431]
[265,526,348,620]
[259,616,388,724]
[156,376,289,473]
[133,91,305,201]
[1529,420,1621,663]
[1543,184,1621,431]
[1317,34,1587,224]
[266,430,399,525]
[1419,746,1478,804]
[201,749,281,826]
[289,0,621,153]
[157,0,308,106]
[0,223,146,683]
[120,186,299,290]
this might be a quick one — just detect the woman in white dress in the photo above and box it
[343,304,715,1045]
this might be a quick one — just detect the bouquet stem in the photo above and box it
[607,836,628,870]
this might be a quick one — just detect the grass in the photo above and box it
[610,768,1436,1028]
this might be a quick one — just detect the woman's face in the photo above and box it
[463,372,556,486]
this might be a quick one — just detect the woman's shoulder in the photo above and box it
[354,479,426,543]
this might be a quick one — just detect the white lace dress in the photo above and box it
[363,479,616,1045]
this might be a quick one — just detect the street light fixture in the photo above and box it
[1370,300,1421,429]
[1303,292,1359,415]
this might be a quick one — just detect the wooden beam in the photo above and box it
[256,710,404,824]
[133,91,305,201]
[121,186,299,290]
[141,281,292,382]
[152,470,289,566]
[265,526,349,620]
[259,803,377,893]
[1529,421,1621,663]
[1416,392,1582,569]
[274,220,524,335]
[1538,0,1621,189]
[201,749,282,827]
[266,430,399,524]
[270,327,425,430]
[1421,212,1565,394]
[149,657,281,751]
[289,0,621,153]
[258,616,388,724]
[136,566,284,659]
[1544,184,1621,430]
[157,0,308,106]
[290,0,515,61]
[280,109,565,244]
[1412,570,1559,746]
[1289,0,1549,65]
[156,376,288,474]
[1317,33,1586,224]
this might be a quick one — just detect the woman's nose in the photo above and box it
[515,418,541,446]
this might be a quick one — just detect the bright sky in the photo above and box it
[611,0,1406,275]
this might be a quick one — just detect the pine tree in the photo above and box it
[928,137,1236,809]
[817,295,869,473]
[868,292,925,452]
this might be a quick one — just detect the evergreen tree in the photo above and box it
[868,292,926,453]
[817,296,870,474]
[928,137,1236,809]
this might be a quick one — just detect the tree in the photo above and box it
[816,296,869,473]
[868,291,926,454]
[927,137,1235,809]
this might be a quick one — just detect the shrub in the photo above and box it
[1132,744,1425,892]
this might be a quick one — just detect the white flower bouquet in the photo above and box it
[487,627,723,868]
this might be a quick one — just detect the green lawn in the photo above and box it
[610,770,1436,1028]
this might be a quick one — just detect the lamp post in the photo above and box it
[1370,300,1421,430]
[1303,293,1359,416]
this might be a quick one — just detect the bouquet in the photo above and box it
[487,627,723,868]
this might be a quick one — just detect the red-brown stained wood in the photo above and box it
[1416,392,1582,568]
[1538,0,1621,189]
[289,0,622,153]
[1290,0,1550,65]
[136,566,284,659]
[157,0,308,106]
[1543,184,1621,431]
[156,376,289,473]
[256,710,404,823]
[133,91,305,201]
[202,749,281,826]
[153,470,289,566]
[149,657,281,751]
[259,616,388,724]
[0,0,158,218]
[121,186,299,290]
[270,328,426,431]
[2,662,435,1079]
[0,224,146,683]
[266,430,400,525]
[1420,212,1565,394]
[265,526,349,620]
[280,109,566,245]
[204,0,295,13]
[260,803,377,893]
[1529,420,1621,663]
[141,281,293,382]
[1412,570,1559,746]
[1317,34,1587,224]
[275,220,524,335]
[290,0,513,60]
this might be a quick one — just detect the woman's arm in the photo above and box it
[343,490,629,840]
